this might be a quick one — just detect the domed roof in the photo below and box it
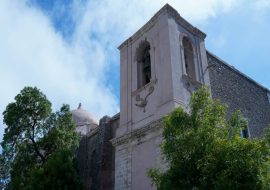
[71,103,97,126]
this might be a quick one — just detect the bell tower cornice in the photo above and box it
[118,3,206,50]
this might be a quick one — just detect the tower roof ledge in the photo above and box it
[118,3,206,50]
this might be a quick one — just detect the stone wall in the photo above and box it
[77,130,99,189]
[208,51,270,137]
[77,114,119,190]
[98,115,119,190]
[112,119,164,190]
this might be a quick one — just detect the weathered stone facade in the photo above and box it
[77,114,119,190]
[111,119,164,190]
[75,4,270,190]
[208,52,270,137]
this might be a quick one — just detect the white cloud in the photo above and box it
[0,0,245,143]
[0,0,119,140]
[72,0,240,45]
[162,0,239,21]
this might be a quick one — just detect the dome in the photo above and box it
[71,103,97,127]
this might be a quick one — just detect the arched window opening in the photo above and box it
[136,41,151,88]
[183,37,196,80]
[241,126,249,138]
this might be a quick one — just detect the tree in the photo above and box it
[0,87,82,189]
[148,86,270,190]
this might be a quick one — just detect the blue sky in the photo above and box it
[0,0,270,144]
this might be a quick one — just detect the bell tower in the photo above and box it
[112,4,210,190]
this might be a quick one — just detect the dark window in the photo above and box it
[183,37,196,80]
[241,127,249,138]
[137,41,151,88]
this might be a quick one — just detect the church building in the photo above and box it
[72,4,270,190]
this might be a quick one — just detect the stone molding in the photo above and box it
[131,78,157,96]
[165,4,206,40]
[118,4,206,50]
[111,119,163,146]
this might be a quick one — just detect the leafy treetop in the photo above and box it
[0,87,81,190]
[148,86,270,190]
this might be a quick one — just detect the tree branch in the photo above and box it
[29,119,45,163]
[29,137,45,163]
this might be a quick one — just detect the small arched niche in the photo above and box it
[136,40,152,88]
[182,37,196,80]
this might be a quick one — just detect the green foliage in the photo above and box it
[148,86,270,190]
[0,87,81,189]
[25,150,82,190]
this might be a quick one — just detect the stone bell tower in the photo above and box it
[112,4,210,190]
